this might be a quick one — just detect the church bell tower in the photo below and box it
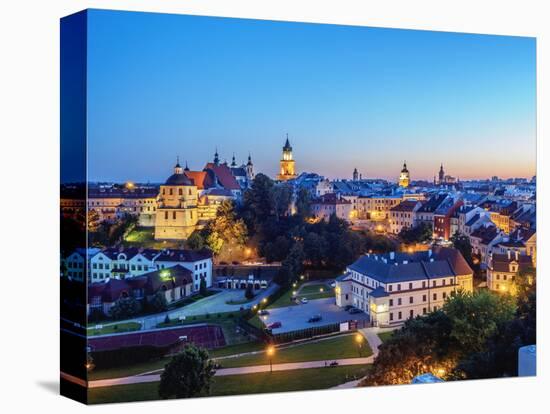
[276,134,297,181]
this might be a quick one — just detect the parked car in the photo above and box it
[344,305,354,312]
[267,321,282,329]
[259,309,270,316]
[300,297,309,304]
[348,307,363,314]
[308,314,322,323]
[329,361,339,367]
[330,282,336,288]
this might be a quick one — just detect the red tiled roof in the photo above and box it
[204,163,241,190]
[184,171,213,190]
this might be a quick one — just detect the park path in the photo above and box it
[90,284,280,333]
[88,356,374,389]
[331,326,397,389]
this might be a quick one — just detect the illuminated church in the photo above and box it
[398,161,410,188]
[277,134,297,181]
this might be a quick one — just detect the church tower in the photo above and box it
[438,163,445,184]
[276,134,297,181]
[399,161,410,188]
[353,168,359,181]
[246,153,255,181]
[213,148,220,166]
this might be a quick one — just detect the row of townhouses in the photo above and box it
[63,247,213,291]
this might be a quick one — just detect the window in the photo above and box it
[398,298,402,305]
[496,274,500,280]
[389,299,393,306]
[433,293,437,300]
[389,285,393,292]
[398,311,402,319]
[173,211,176,220]
[423,294,427,302]
[409,310,414,318]
[422,307,427,315]
[409,296,413,304]
[409,282,413,290]
[165,211,168,220]
[169,188,173,195]
[432,280,437,287]
[397,284,401,291]
[390,312,394,321]
[442,279,446,286]
[422,281,426,288]
[178,188,183,195]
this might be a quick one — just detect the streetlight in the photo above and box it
[355,333,364,357]
[266,345,276,373]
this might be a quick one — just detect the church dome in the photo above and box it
[165,173,193,186]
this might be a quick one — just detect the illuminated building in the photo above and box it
[335,248,474,327]
[276,134,297,181]
[487,251,532,294]
[154,160,200,240]
[398,161,410,188]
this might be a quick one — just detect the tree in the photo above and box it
[271,183,293,220]
[398,222,432,244]
[242,173,275,232]
[450,231,473,266]
[187,230,206,250]
[276,242,304,286]
[295,188,312,218]
[158,345,215,399]
[360,290,517,386]
[443,290,516,354]
[147,291,168,313]
[303,232,327,267]
[245,283,255,300]
[109,296,142,320]
[199,277,208,296]
[205,200,248,256]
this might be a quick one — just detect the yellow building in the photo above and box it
[154,160,200,240]
[399,161,410,188]
[276,135,297,181]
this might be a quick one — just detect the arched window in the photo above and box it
[179,188,183,196]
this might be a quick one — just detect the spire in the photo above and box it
[214,147,219,165]
[231,153,237,167]
[283,134,292,151]
[247,152,253,165]
[174,156,183,174]
[184,161,190,171]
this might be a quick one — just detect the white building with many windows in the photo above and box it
[335,247,473,327]
[66,247,213,292]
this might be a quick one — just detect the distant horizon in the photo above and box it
[79,10,535,183]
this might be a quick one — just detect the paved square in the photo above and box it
[262,298,371,334]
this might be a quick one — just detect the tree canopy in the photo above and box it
[158,345,215,399]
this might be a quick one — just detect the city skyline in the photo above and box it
[84,10,536,183]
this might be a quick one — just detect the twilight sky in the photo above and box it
[86,9,536,182]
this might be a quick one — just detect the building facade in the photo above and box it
[335,248,474,327]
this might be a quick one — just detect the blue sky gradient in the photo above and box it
[87,9,536,182]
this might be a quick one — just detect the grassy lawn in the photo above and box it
[88,364,371,404]
[123,227,181,249]
[215,334,372,368]
[378,331,395,343]
[87,322,141,336]
[89,341,266,381]
[209,341,265,358]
